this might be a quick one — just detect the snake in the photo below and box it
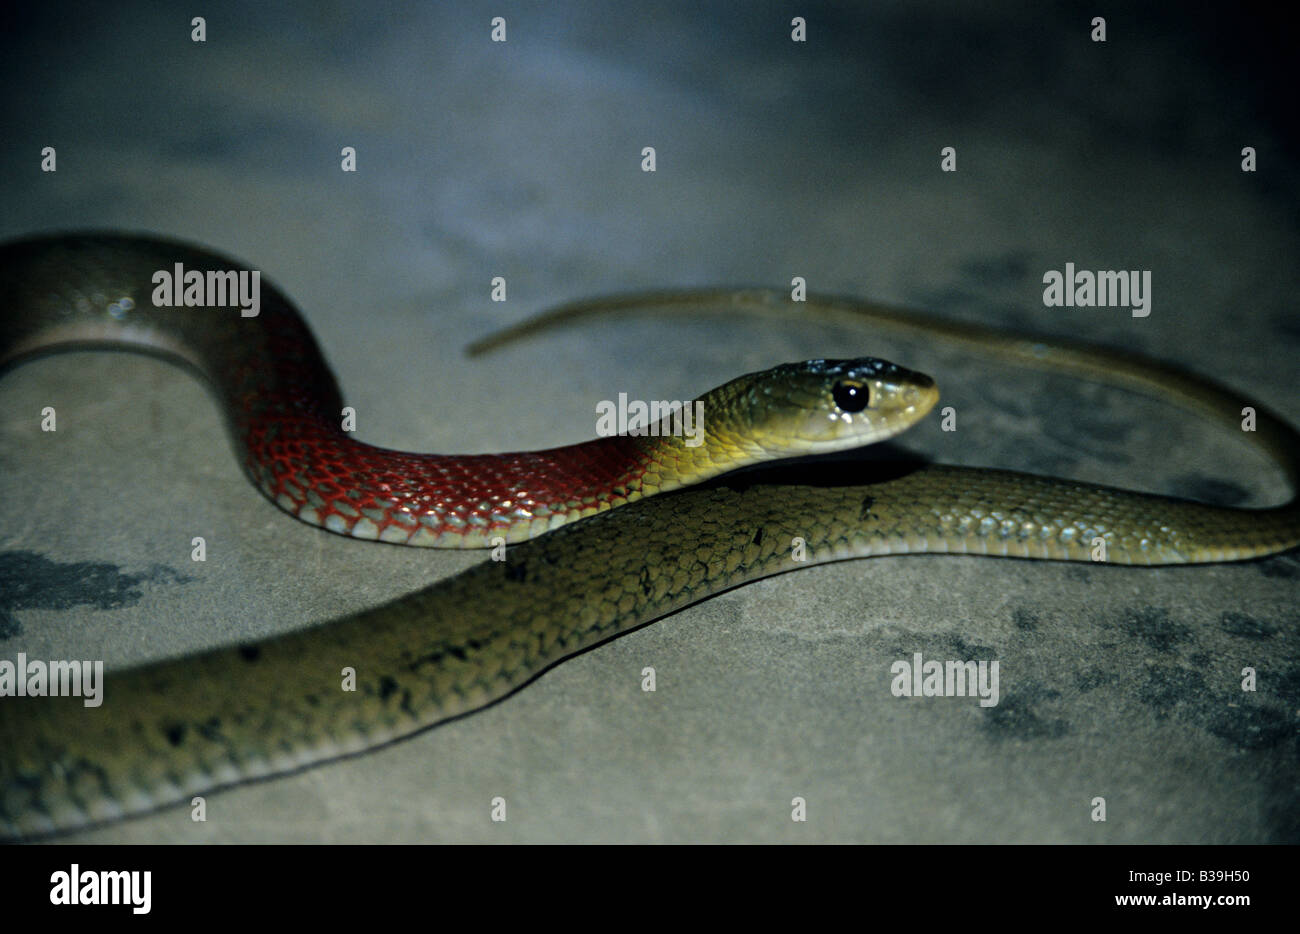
[0,233,1296,840]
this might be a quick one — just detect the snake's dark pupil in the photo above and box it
[833,381,870,413]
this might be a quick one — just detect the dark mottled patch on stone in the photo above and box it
[1218,662,1300,842]
[946,634,996,659]
[1189,652,1212,668]
[1265,798,1300,846]
[1220,612,1277,640]
[1273,667,1300,705]
[1075,669,1117,692]
[752,527,764,546]
[378,676,398,700]
[859,495,875,521]
[238,644,261,662]
[0,613,21,639]
[0,550,193,637]
[1120,607,1192,653]
[1169,475,1251,506]
[1256,555,1297,579]
[1065,566,1092,583]
[1012,608,1039,631]
[983,682,1068,740]
[505,560,527,583]
[165,723,186,747]
[1136,665,1204,719]
[1207,705,1293,751]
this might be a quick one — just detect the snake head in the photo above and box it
[721,357,939,458]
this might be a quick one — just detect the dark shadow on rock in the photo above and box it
[0,550,194,638]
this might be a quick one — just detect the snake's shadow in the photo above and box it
[699,441,931,492]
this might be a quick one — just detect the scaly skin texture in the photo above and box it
[0,235,930,547]
[0,235,1297,839]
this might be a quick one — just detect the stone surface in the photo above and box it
[0,2,1295,843]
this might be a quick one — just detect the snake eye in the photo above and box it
[832,380,871,413]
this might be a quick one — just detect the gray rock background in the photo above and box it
[0,1,1296,842]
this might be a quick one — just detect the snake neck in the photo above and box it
[234,399,783,548]
[0,234,757,549]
